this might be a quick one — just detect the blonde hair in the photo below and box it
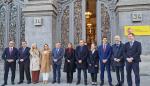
[30,43,40,56]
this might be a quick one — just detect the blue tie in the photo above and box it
[22,48,25,52]
[130,42,133,47]
[57,48,59,54]
[80,46,83,52]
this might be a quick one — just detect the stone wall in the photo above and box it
[116,0,150,55]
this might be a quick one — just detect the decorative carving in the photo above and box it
[0,4,5,49]
[9,2,17,42]
[20,11,25,42]
[57,0,73,4]
[61,6,69,47]
[74,0,82,45]
[101,3,110,40]
[0,0,25,49]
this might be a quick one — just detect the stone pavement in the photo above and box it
[0,55,149,86]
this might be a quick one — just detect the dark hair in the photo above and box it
[44,44,49,47]
[128,33,135,36]
[22,41,27,43]
[68,42,73,48]
[102,36,107,39]
[91,42,97,46]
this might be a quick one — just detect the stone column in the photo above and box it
[96,0,102,45]
[82,0,86,40]
[23,0,57,49]
[69,1,74,44]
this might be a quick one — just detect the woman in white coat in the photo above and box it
[30,43,41,84]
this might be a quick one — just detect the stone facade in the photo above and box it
[23,0,57,48]
[0,0,150,54]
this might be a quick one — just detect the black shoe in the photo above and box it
[120,82,124,86]
[1,83,7,86]
[52,81,56,84]
[115,83,120,86]
[100,81,104,86]
[84,82,88,85]
[58,81,60,84]
[11,82,15,85]
[109,83,113,86]
[27,81,31,84]
[18,81,23,84]
[76,81,80,85]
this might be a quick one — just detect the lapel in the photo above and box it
[7,48,11,56]
[56,48,60,55]
[115,44,120,56]
[22,47,27,54]
[90,51,94,62]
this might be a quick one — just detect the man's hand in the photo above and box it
[7,59,14,63]
[78,60,82,64]
[127,58,132,63]
[67,60,70,63]
[95,65,98,67]
[103,59,107,63]
[130,57,134,61]
[116,59,120,62]
[54,59,57,62]
[114,58,117,61]
[20,59,24,62]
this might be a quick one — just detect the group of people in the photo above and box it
[1,33,142,86]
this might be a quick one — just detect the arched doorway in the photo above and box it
[85,0,97,46]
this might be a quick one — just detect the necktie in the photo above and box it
[9,48,13,55]
[103,44,106,52]
[80,46,83,52]
[22,48,25,52]
[57,48,59,53]
[130,42,133,47]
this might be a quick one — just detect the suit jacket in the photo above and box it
[98,43,112,64]
[124,41,142,63]
[18,47,30,63]
[52,48,64,65]
[112,43,125,66]
[75,45,89,69]
[87,50,99,73]
[2,47,18,61]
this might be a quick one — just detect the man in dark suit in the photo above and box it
[112,36,125,86]
[124,33,142,86]
[98,37,113,86]
[52,42,64,84]
[75,40,89,85]
[1,41,18,86]
[18,41,31,84]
